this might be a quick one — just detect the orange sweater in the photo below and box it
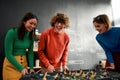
[38,28,69,68]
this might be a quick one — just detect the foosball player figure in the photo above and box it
[42,72,47,80]
[63,70,67,75]
[96,61,104,70]
[68,71,72,76]
[82,72,88,79]
[53,73,58,80]
[90,72,96,79]
[102,69,108,77]
[79,69,83,75]
[75,71,79,77]
[89,70,94,75]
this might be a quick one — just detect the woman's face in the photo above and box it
[93,22,107,34]
[24,18,37,32]
[54,22,65,34]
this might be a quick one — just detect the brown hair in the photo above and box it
[93,14,111,30]
[50,13,70,28]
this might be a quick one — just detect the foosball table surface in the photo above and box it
[20,69,120,80]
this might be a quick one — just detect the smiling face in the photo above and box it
[24,18,37,32]
[93,14,111,34]
[93,22,107,34]
[54,22,65,34]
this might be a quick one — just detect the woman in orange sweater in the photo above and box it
[38,13,70,73]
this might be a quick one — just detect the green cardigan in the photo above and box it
[4,28,34,72]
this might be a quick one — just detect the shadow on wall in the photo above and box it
[0,34,5,80]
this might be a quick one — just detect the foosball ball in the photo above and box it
[20,68,120,80]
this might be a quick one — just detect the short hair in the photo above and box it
[93,14,111,30]
[50,13,70,28]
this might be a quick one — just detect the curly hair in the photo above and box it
[50,13,70,28]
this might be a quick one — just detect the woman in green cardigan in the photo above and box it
[3,12,38,80]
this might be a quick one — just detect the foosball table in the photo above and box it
[20,68,120,80]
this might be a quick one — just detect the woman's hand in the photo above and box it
[106,63,115,70]
[21,68,28,75]
[47,65,55,73]
[30,69,35,74]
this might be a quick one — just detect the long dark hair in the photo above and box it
[18,12,38,40]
